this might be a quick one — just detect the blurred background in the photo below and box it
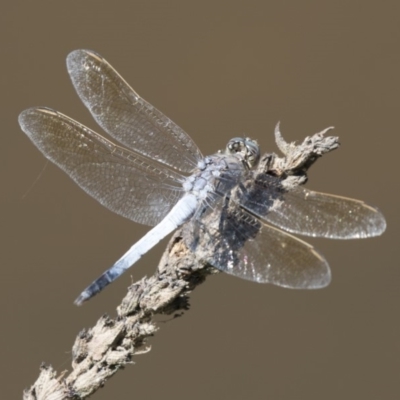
[1,1,398,399]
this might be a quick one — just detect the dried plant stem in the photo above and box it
[23,127,339,400]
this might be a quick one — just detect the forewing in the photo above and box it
[19,107,184,226]
[66,49,203,173]
[186,197,330,289]
[234,173,386,239]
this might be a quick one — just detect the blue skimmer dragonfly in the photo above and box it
[19,50,386,305]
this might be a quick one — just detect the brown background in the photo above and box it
[1,1,398,399]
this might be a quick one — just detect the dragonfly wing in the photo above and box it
[19,107,185,226]
[186,196,330,289]
[66,49,203,173]
[234,173,386,239]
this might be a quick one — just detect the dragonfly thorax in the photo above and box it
[183,154,246,200]
[225,137,260,169]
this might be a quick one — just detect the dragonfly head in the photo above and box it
[226,137,260,169]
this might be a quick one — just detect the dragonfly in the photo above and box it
[19,50,386,306]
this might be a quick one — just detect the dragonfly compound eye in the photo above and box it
[226,137,246,154]
[226,137,260,168]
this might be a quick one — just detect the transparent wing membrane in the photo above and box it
[67,50,203,173]
[234,173,386,239]
[19,108,184,226]
[187,196,331,289]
